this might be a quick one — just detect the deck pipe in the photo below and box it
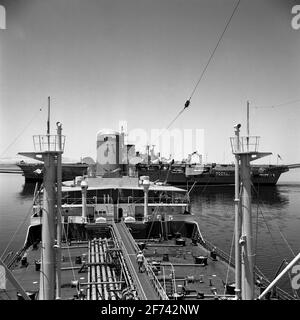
[86,241,91,300]
[87,237,126,300]
[91,239,97,300]
[111,268,120,298]
[100,240,110,299]
[98,239,109,299]
[103,239,117,300]
[95,239,103,299]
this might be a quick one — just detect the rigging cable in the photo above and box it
[254,193,260,270]
[188,0,241,101]
[223,228,235,296]
[0,107,43,158]
[251,183,299,294]
[278,228,296,257]
[253,98,300,109]
[252,182,297,260]
[0,182,41,260]
[153,0,241,144]
[276,228,299,297]
[62,222,77,282]
[251,182,282,262]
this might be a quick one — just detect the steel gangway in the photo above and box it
[109,220,169,300]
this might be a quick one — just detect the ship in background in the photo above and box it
[136,158,290,186]
[17,159,89,182]
[0,156,89,182]
[87,129,297,186]
[4,127,298,185]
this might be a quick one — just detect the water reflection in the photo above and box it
[18,182,41,199]
[190,185,289,207]
[188,184,299,295]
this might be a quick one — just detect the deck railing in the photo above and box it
[109,222,141,299]
[199,238,296,300]
[59,196,188,205]
[230,136,260,154]
[6,247,28,270]
[118,196,188,204]
[117,221,169,300]
[61,197,113,205]
[33,134,65,152]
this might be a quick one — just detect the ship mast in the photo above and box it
[55,122,63,299]
[37,121,64,300]
[47,96,51,149]
[233,124,241,299]
[39,143,57,299]
[231,124,271,299]
[18,98,65,299]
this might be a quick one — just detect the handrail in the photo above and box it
[118,221,169,300]
[36,197,115,206]
[61,197,114,205]
[7,247,27,269]
[57,196,188,205]
[108,225,138,298]
[200,238,296,300]
[58,197,188,205]
[110,221,147,299]
[144,261,170,300]
[118,197,188,204]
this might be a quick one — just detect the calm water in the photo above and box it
[1,173,300,295]
[189,183,300,295]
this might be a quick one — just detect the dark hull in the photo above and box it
[17,163,88,182]
[23,220,196,249]
[136,164,289,186]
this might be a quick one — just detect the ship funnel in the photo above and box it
[96,129,125,176]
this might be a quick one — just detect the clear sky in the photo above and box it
[0,0,300,181]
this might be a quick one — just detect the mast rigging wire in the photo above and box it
[0,107,43,158]
[153,0,241,144]
[223,228,235,296]
[253,98,300,109]
[252,182,297,259]
[0,183,42,260]
[251,182,282,261]
[188,0,241,101]
[251,183,300,297]
[278,228,296,258]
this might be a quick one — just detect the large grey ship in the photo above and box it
[135,162,290,186]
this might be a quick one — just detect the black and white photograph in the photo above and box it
[0,0,300,309]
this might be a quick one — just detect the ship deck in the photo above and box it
[1,220,238,300]
[1,242,91,300]
[142,237,235,299]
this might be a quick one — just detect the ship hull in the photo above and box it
[136,164,289,186]
[17,163,88,182]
